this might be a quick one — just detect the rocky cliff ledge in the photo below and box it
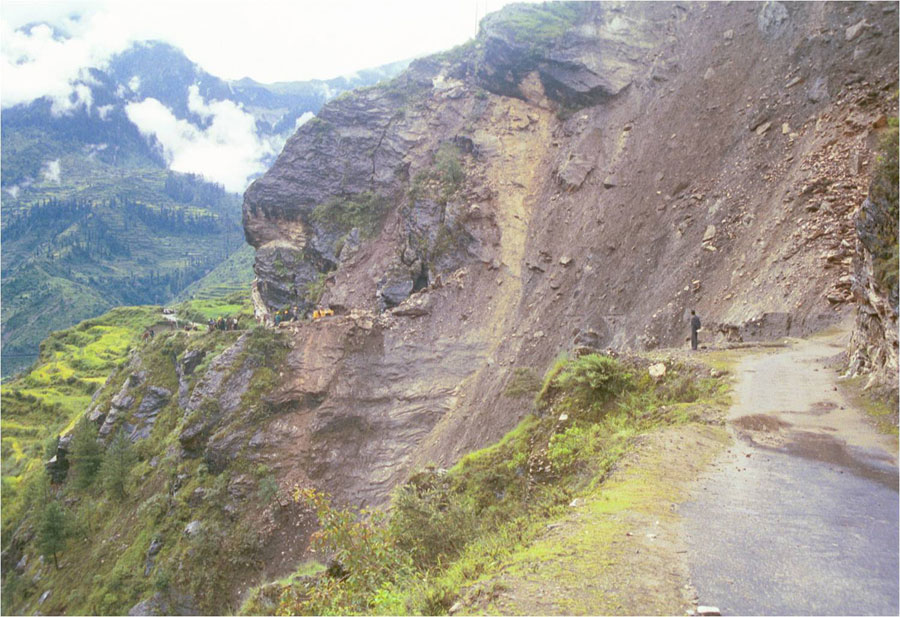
[242,1,899,508]
[847,122,898,393]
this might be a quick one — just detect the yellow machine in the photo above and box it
[312,308,334,320]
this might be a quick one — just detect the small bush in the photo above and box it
[256,474,279,504]
[868,118,898,298]
[554,354,633,411]
[244,326,289,369]
[434,143,464,194]
[535,352,571,408]
[389,469,478,569]
[291,487,413,614]
[305,273,327,306]
[311,191,389,238]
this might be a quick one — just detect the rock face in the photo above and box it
[847,127,898,392]
[239,2,899,514]
[474,3,649,107]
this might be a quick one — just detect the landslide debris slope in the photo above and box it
[242,1,898,509]
[3,3,897,615]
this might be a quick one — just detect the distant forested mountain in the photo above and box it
[1,39,408,376]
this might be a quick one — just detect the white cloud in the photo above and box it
[97,104,113,119]
[294,111,315,130]
[1,0,525,113]
[125,86,275,192]
[128,75,140,92]
[42,159,61,183]
[6,185,21,199]
[0,9,132,112]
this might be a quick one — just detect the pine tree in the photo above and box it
[69,418,102,490]
[99,433,136,500]
[37,500,68,570]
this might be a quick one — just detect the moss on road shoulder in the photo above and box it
[457,423,730,616]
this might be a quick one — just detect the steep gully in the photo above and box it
[683,327,898,615]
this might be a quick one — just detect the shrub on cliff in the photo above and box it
[866,117,898,305]
[537,353,634,416]
[311,191,389,238]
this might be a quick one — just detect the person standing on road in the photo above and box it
[690,310,701,351]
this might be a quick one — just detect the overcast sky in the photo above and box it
[1,0,517,91]
[0,0,524,192]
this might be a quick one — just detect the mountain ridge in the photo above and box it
[1,40,408,376]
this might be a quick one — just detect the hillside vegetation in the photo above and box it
[0,320,727,616]
[1,307,163,515]
[240,352,728,615]
[1,304,262,615]
[1,171,244,377]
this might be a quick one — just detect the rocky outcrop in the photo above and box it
[127,591,197,616]
[847,126,898,391]
[45,433,72,484]
[241,3,675,317]
[178,335,255,460]
[129,386,172,441]
[475,3,652,107]
[239,2,898,515]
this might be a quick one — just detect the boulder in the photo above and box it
[129,386,172,442]
[845,20,869,42]
[144,537,163,577]
[136,387,171,418]
[757,1,789,38]
[648,363,667,380]
[181,350,206,376]
[807,76,829,103]
[377,266,415,310]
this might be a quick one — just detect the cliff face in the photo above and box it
[241,0,898,511]
[847,124,898,392]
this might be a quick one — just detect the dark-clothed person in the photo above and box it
[690,310,701,351]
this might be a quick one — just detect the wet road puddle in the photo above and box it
[772,430,898,491]
[733,414,790,432]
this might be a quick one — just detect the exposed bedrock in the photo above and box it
[240,1,899,508]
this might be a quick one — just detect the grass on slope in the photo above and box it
[174,243,256,303]
[241,351,730,615]
[1,306,163,482]
[1,321,284,616]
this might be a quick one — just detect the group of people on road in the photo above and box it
[273,306,302,325]
[208,316,239,332]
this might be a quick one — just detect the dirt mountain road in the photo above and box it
[683,329,899,615]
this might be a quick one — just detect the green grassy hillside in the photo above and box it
[174,244,256,304]
[1,169,245,377]
[1,307,163,487]
[1,317,274,615]
[240,352,729,615]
